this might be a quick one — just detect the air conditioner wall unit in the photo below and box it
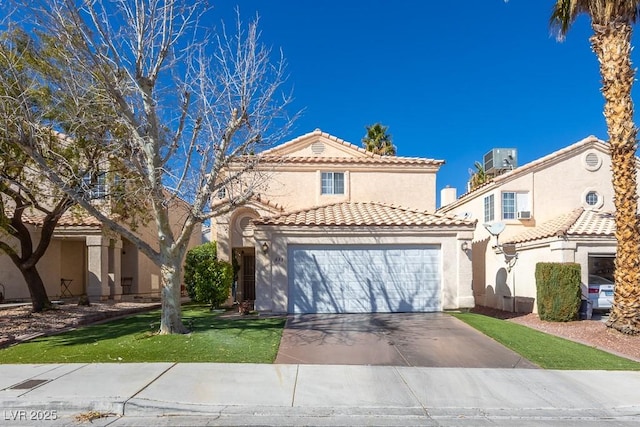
[517,211,531,220]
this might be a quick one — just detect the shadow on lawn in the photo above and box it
[38,307,285,347]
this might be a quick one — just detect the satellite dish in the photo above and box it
[483,222,505,237]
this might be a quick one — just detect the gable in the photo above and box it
[261,129,373,159]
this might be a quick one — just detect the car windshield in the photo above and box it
[588,275,614,285]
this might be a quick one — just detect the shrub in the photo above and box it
[535,262,581,322]
[184,242,233,309]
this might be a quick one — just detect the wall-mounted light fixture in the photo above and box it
[261,242,269,254]
[461,241,470,252]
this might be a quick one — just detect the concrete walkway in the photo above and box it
[1,363,639,425]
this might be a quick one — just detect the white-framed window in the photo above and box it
[82,172,107,199]
[502,191,530,220]
[321,172,345,195]
[585,191,598,206]
[582,188,604,209]
[484,194,495,222]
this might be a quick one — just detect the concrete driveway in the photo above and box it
[275,313,537,368]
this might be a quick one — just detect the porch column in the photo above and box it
[86,235,110,300]
[216,217,231,262]
[110,239,123,300]
[550,240,577,263]
[455,231,475,309]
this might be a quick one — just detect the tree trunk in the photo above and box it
[591,23,640,335]
[20,265,52,313]
[158,253,188,334]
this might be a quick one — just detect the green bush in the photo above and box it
[184,242,233,309]
[535,262,581,322]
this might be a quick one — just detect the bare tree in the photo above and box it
[0,27,113,312]
[7,0,293,333]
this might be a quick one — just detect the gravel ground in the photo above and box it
[0,301,160,348]
[1,303,639,363]
[471,306,640,362]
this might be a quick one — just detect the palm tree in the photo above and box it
[468,161,488,191]
[551,0,640,334]
[362,123,396,156]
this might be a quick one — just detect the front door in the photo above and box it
[242,254,256,301]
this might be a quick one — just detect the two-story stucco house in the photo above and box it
[212,129,476,314]
[438,135,621,313]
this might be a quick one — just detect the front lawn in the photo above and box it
[453,312,640,370]
[0,305,285,363]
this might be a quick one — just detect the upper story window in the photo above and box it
[585,191,599,206]
[582,188,604,209]
[321,172,344,195]
[484,194,495,222]
[82,172,107,199]
[502,191,530,220]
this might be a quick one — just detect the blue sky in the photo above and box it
[213,1,639,205]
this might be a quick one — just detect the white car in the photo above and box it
[588,274,615,311]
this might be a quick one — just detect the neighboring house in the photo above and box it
[438,135,620,313]
[0,196,201,304]
[212,129,476,314]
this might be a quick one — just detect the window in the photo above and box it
[502,192,516,220]
[585,191,599,206]
[82,172,106,199]
[217,187,227,199]
[582,188,604,209]
[484,194,495,222]
[502,191,530,220]
[321,172,345,195]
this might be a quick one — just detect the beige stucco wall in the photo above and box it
[0,229,62,302]
[258,167,436,213]
[253,225,474,313]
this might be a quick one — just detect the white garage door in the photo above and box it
[288,245,441,313]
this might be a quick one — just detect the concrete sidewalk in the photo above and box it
[1,363,639,426]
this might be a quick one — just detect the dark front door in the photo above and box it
[242,254,256,301]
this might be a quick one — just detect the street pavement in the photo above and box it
[1,363,639,426]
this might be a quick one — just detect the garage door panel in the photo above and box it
[289,245,441,313]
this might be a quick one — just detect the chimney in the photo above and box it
[440,186,457,208]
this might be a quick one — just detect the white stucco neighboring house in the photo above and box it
[212,129,476,314]
[438,135,622,313]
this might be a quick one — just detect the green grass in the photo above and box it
[0,305,285,363]
[453,312,640,370]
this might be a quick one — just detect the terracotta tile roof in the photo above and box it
[57,210,102,227]
[3,206,102,227]
[259,129,444,166]
[505,208,616,244]
[254,202,476,227]
[258,155,443,166]
[568,209,616,236]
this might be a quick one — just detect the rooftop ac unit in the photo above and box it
[483,148,518,175]
[517,211,531,220]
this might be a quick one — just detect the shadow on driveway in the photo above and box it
[275,313,537,368]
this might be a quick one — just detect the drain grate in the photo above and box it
[9,379,49,390]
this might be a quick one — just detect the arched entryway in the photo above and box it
[230,208,260,303]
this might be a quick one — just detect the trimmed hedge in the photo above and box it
[535,262,581,322]
[184,242,233,309]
